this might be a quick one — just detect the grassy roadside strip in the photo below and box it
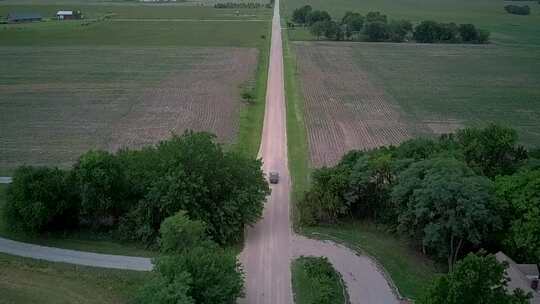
[282,28,311,227]
[291,256,347,304]
[0,184,155,257]
[234,20,272,157]
[0,252,149,304]
[303,221,441,300]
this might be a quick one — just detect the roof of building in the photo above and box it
[7,12,42,20]
[495,252,540,304]
[56,11,74,15]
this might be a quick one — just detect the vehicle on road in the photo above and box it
[269,171,279,184]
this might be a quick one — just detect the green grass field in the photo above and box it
[291,256,347,304]
[302,221,441,300]
[0,253,149,304]
[283,0,540,46]
[342,42,540,147]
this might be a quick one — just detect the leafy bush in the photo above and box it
[158,211,209,254]
[4,166,79,232]
[414,21,489,43]
[504,5,531,15]
[293,257,344,304]
[306,10,331,26]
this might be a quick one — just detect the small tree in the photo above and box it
[365,11,387,23]
[341,11,364,40]
[159,211,209,254]
[414,20,442,43]
[418,252,532,304]
[388,19,413,42]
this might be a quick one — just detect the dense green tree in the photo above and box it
[4,166,79,232]
[341,11,364,39]
[418,252,531,304]
[496,169,540,262]
[414,20,442,43]
[459,24,479,42]
[159,211,209,254]
[393,158,500,270]
[298,166,350,225]
[135,272,194,304]
[306,10,331,26]
[118,132,269,245]
[73,150,130,225]
[438,22,459,42]
[292,5,312,24]
[364,21,389,42]
[456,124,527,178]
[388,19,413,42]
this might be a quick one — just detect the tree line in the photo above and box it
[504,5,531,15]
[4,131,270,247]
[290,5,490,44]
[298,124,539,302]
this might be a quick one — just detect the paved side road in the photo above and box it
[0,237,152,271]
[0,177,12,184]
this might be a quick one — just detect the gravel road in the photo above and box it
[239,1,401,303]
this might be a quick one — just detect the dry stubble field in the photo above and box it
[0,47,257,173]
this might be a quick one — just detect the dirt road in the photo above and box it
[239,1,401,303]
[239,0,292,302]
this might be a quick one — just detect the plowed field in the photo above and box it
[0,47,258,173]
[294,42,415,167]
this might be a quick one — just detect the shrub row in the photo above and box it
[4,131,270,246]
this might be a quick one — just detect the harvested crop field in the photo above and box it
[293,42,416,167]
[0,46,258,173]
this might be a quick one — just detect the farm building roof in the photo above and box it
[56,11,74,15]
[495,252,540,304]
[7,12,42,21]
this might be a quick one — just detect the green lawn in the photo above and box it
[283,29,311,227]
[291,256,347,304]
[0,253,149,304]
[302,221,441,300]
[283,0,540,46]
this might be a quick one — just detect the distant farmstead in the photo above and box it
[7,12,42,23]
[56,10,82,20]
[56,11,74,20]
